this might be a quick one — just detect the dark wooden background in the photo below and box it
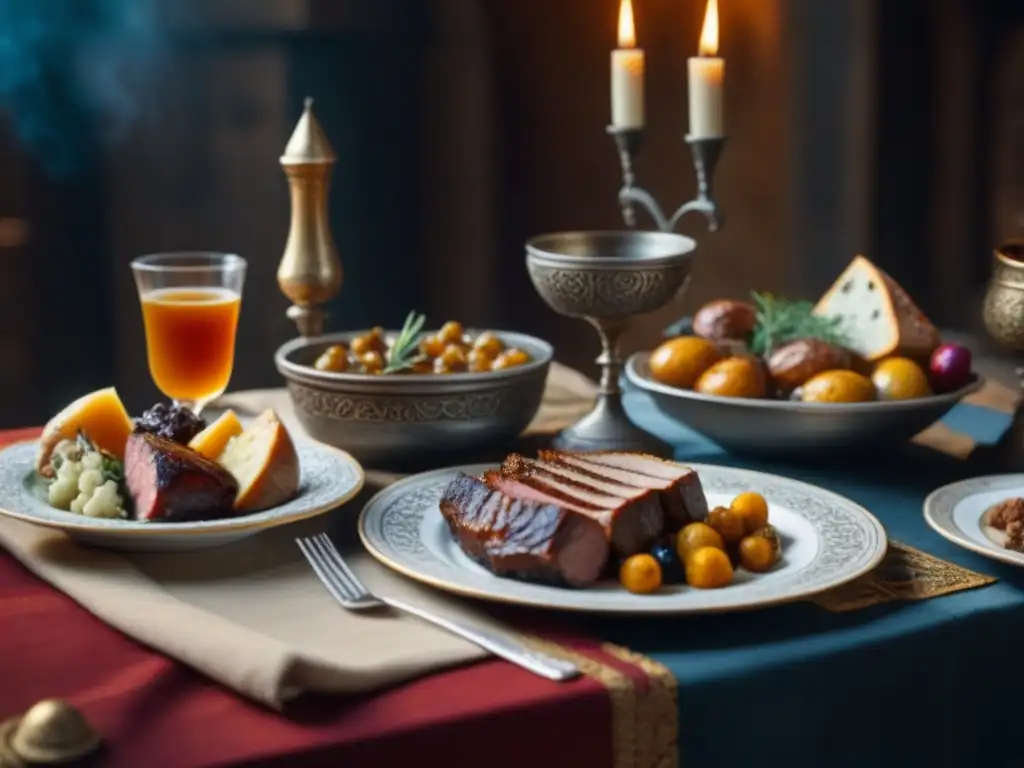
[0,0,1019,426]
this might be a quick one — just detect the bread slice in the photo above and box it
[36,387,134,477]
[216,409,300,513]
[813,255,941,362]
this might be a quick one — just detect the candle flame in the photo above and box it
[617,0,636,48]
[698,0,719,56]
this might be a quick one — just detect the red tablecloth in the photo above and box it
[0,429,677,768]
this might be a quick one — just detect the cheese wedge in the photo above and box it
[813,255,941,362]
[217,409,299,513]
[36,387,134,477]
[188,409,243,461]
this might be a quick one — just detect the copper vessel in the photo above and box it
[277,98,342,338]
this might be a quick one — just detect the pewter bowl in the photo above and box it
[625,351,984,456]
[275,330,553,468]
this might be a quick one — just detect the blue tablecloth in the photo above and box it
[589,393,1022,768]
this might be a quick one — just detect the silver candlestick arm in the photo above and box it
[607,126,726,233]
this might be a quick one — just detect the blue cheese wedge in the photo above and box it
[813,255,940,362]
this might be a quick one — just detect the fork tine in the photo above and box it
[296,537,354,605]
[308,535,363,602]
[315,533,369,596]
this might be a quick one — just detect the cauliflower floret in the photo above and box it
[77,467,104,495]
[46,442,126,518]
[48,476,80,509]
[69,492,89,515]
[82,480,125,519]
[56,457,82,483]
[81,451,103,471]
[47,457,83,509]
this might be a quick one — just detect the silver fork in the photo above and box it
[296,533,580,682]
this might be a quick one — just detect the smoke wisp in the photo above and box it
[0,0,164,177]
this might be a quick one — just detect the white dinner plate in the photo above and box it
[0,439,364,552]
[924,474,1024,567]
[358,462,888,614]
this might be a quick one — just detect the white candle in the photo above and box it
[610,0,644,129]
[687,0,725,138]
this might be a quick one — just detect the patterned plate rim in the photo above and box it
[0,438,365,537]
[358,462,888,614]
[923,473,1024,568]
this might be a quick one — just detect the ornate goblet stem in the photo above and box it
[551,318,672,455]
[593,318,625,396]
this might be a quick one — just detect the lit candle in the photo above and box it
[687,0,725,138]
[610,0,645,129]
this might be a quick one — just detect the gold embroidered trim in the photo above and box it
[520,635,636,767]
[601,643,678,768]
[520,635,678,768]
[810,539,997,613]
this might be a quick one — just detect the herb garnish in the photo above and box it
[747,291,849,357]
[383,310,427,373]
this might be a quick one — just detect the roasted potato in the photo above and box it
[766,338,852,392]
[800,369,876,403]
[649,336,722,389]
[694,356,767,399]
[692,299,757,341]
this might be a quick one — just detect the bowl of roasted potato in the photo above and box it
[625,259,984,455]
[625,351,982,456]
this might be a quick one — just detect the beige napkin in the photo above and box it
[0,364,598,709]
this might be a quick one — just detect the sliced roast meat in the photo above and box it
[516,454,648,499]
[125,430,239,522]
[492,455,664,558]
[439,472,609,586]
[539,450,709,531]
[438,450,712,589]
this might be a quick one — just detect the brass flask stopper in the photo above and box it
[277,97,342,338]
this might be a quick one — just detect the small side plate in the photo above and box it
[0,439,364,552]
[924,474,1024,568]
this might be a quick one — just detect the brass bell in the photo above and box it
[3,699,100,765]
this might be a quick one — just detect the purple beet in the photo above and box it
[929,344,972,393]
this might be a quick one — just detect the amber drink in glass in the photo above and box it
[131,252,246,415]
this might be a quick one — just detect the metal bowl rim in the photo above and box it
[275,329,554,387]
[625,351,985,413]
[525,230,696,270]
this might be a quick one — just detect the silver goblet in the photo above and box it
[525,230,696,456]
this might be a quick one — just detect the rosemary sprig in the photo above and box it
[747,291,849,358]
[383,310,427,373]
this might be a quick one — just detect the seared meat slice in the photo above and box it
[439,473,609,586]
[539,450,709,531]
[125,430,239,522]
[495,454,664,557]
[438,451,712,588]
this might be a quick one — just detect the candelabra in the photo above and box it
[607,127,726,233]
